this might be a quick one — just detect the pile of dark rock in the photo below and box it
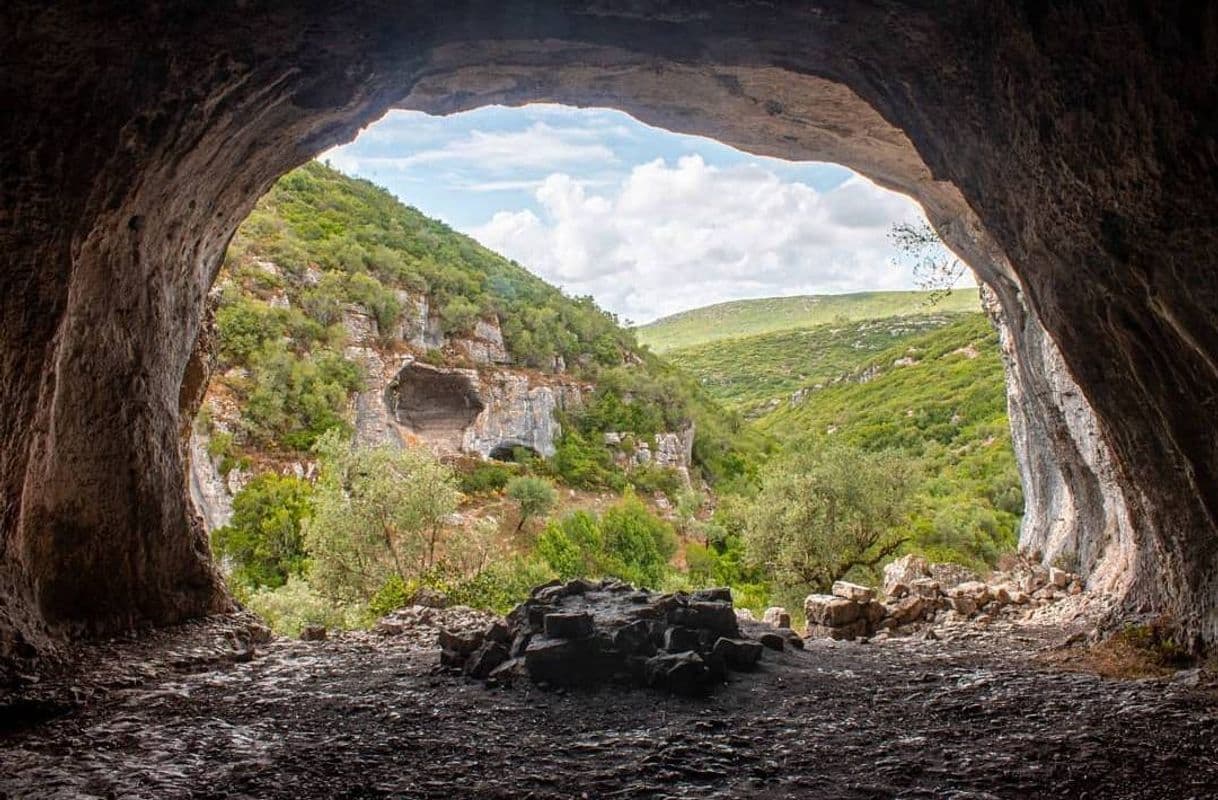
[803,555,1088,642]
[438,579,803,695]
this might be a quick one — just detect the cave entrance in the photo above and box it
[4,5,1216,660]
[388,364,485,446]
[488,443,540,463]
[193,99,1023,646]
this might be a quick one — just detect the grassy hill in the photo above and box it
[636,290,981,353]
[665,313,971,417]
[756,313,1022,570]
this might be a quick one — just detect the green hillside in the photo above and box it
[756,314,1022,570]
[208,160,759,489]
[636,290,981,352]
[666,313,971,417]
[204,160,1018,635]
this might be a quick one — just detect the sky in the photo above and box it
[322,104,973,325]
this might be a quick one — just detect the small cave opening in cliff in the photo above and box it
[387,363,485,439]
[489,443,540,463]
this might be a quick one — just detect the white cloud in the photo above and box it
[471,155,966,323]
[369,122,617,173]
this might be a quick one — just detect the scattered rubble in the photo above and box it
[436,579,801,695]
[369,604,497,650]
[805,555,1090,642]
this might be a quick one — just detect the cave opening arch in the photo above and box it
[3,2,1216,660]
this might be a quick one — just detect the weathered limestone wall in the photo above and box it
[3,2,1217,657]
[383,360,582,459]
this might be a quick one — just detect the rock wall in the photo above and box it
[338,303,578,459]
[187,431,233,532]
[385,360,582,459]
[462,373,576,459]
[982,285,1137,599]
[4,2,1218,657]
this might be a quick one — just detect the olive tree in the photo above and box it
[744,439,914,595]
[506,475,558,533]
[305,430,459,602]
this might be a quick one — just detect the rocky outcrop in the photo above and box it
[602,426,697,483]
[341,303,573,457]
[462,372,577,458]
[654,426,695,476]
[452,318,511,366]
[394,293,446,351]
[4,2,1218,658]
[384,360,582,459]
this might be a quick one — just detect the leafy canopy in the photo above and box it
[304,430,460,603]
[744,438,914,595]
[210,473,314,594]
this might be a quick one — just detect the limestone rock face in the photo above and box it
[382,361,583,459]
[462,373,575,459]
[396,294,446,351]
[452,318,511,366]
[4,2,1218,657]
[187,431,233,532]
[654,427,695,471]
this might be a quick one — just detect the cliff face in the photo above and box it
[188,300,592,534]
[347,307,586,461]
[187,432,234,532]
[983,286,1136,605]
[4,2,1218,658]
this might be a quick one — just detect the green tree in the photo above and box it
[536,510,603,579]
[599,490,678,588]
[211,473,314,593]
[744,438,914,595]
[304,431,460,602]
[506,475,558,533]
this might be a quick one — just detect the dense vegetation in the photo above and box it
[227,161,636,370]
[205,160,1021,637]
[636,290,980,352]
[756,314,1021,572]
[665,313,968,416]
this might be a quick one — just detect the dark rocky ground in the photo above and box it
[2,613,1217,800]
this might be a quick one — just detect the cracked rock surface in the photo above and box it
[2,614,1216,799]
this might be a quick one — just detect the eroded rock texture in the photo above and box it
[2,2,1217,658]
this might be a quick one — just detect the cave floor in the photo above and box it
[2,615,1217,800]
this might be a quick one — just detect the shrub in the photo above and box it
[211,473,314,593]
[552,430,622,489]
[246,576,358,637]
[458,461,517,495]
[446,556,557,614]
[506,476,558,532]
[215,294,284,364]
[599,491,678,588]
[536,510,603,580]
[367,574,413,619]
